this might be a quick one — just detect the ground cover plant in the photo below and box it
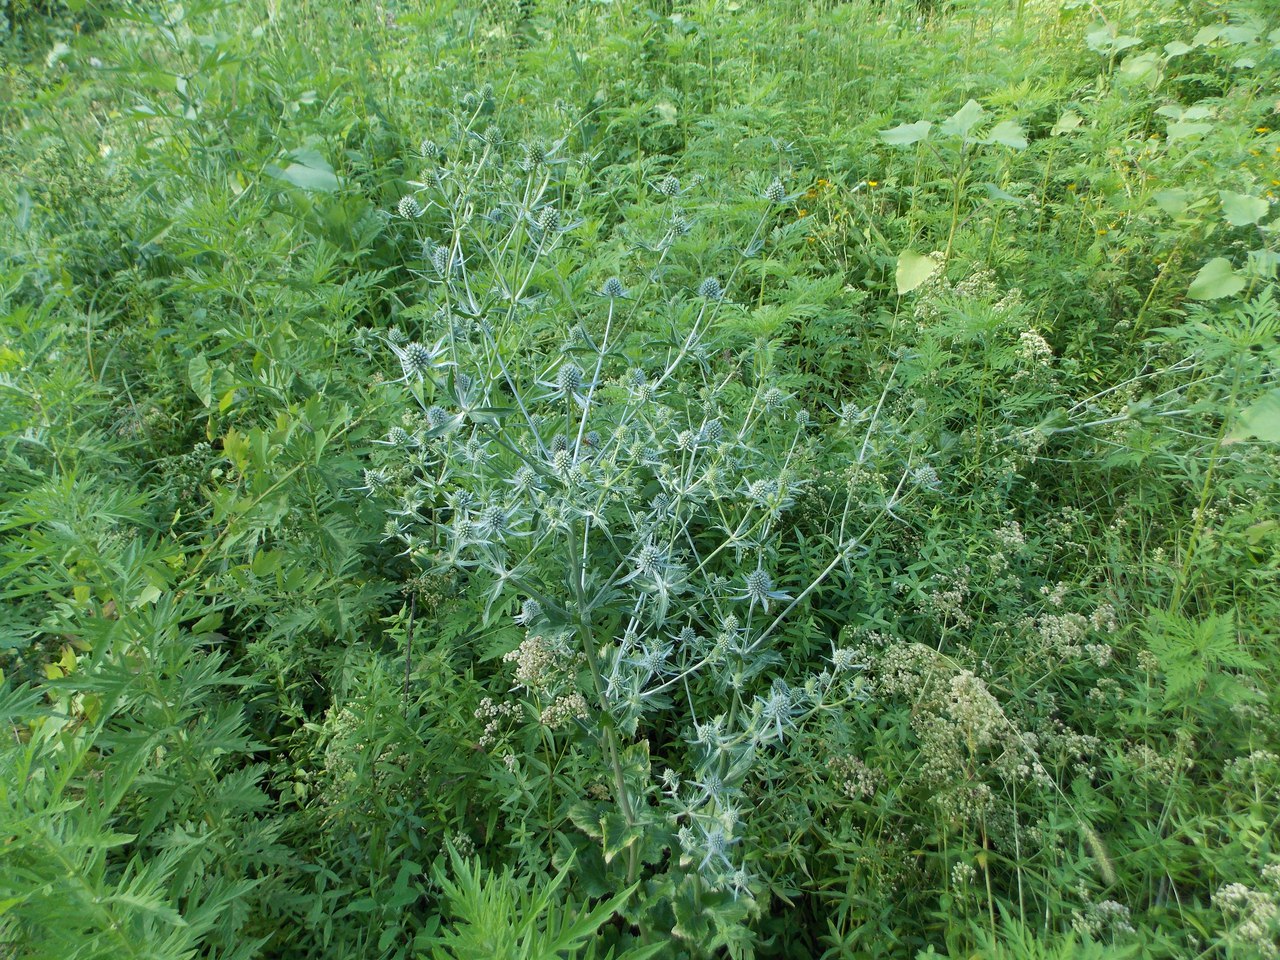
[1,0,1279,957]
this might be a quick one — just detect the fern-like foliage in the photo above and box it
[425,850,662,960]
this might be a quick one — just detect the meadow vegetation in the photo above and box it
[2,0,1279,956]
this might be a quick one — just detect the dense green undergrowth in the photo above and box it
[2,0,1279,957]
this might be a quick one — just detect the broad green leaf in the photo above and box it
[939,99,985,138]
[1187,258,1246,299]
[1220,25,1259,45]
[1247,249,1280,278]
[1228,390,1280,443]
[1152,188,1192,216]
[880,120,932,145]
[980,182,1021,202]
[1119,51,1162,88]
[1086,25,1143,53]
[1051,110,1083,135]
[188,353,212,408]
[1166,120,1213,141]
[268,147,340,192]
[984,119,1028,149]
[1219,190,1269,226]
[896,250,940,295]
[1192,25,1222,46]
[1164,40,1194,57]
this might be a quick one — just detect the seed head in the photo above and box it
[418,138,440,161]
[426,405,450,430]
[765,177,786,204]
[601,276,626,299]
[697,277,723,300]
[387,426,409,445]
[657,174,681,197]
[762,386,786,410]
[671,212,691,236]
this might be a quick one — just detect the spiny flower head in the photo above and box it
[556,362,583,394]
[698,277,723,300]
[479,503,508,536]
[657,174,681,197]
[426,405,450,430]
[537,205,560,233]
[523,137,547,166]
[515,598,543,626]
[601,276,626,299]
[387,426,410,446]
[398,196,423,219]
[431,246,451,276]
[765,177,786,203]
[401,342,434,377]
[762,386,786,410]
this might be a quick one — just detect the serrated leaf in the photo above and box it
[1219,190,1269,226]
[1227,389,1280,443]
[1187,258,1246,299]
[895,250,940,295]
[600,812,642,864]
[567,801,605,839]
[880,120,932,145]
[939,99,985,138]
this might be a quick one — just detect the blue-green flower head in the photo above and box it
[698,277,723,301]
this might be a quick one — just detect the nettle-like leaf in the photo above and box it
[1143,609,1260,702]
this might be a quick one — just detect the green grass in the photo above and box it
[1,0,1279,958]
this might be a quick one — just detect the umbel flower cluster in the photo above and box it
[363,100,923,910]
